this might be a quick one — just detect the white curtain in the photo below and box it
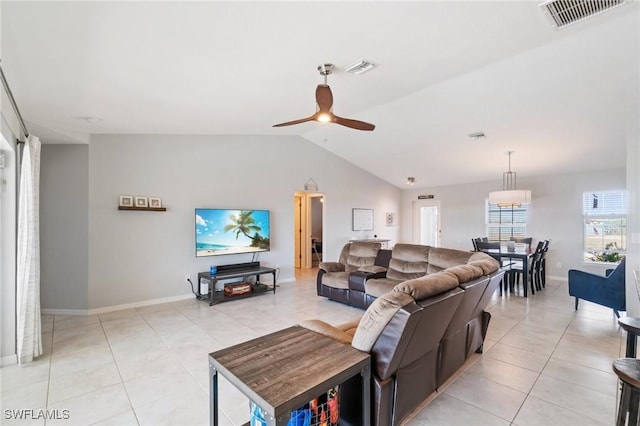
[16,135,42,365]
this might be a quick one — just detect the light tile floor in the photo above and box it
[0,269,626,425]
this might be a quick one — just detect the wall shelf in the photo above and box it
[118,206,166,212]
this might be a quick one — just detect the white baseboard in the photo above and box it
[41,278,296,316]
[42,293,194,316]
[548,275,568,282]
[1,353,17,366]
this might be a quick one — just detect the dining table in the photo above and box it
[480,247,535,297]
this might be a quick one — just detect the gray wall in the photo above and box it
[40,145,89,310]
[41,134,632,312]
[40,135,401,311]
[401,168,626,278]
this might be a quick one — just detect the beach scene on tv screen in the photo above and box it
[196,209,270,257]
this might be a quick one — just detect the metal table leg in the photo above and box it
[210,363,218,426]
[361,364,371,426]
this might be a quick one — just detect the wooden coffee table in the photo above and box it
[208,325,371,426]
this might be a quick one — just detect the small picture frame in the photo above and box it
[149,197,162,208]
[119,195,134,207]
[135,196,148,208]
[386,212,396,227]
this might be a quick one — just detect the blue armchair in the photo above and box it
[568,258,626,317]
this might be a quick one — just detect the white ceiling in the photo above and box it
[2,1,639,188]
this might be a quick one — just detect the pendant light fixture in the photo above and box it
[488,151,532,207]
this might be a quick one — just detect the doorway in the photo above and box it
[0,134,17,362]
[293,191,324,268]
[413,200,441,247]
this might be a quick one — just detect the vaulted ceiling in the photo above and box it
[2,1,638,187]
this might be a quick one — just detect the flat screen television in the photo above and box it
[195,209,270,257]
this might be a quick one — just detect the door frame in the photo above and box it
[294,191,324,268]
[412,199,441,247]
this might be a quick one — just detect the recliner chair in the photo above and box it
[316,242,382,305]
[568,257,626,317]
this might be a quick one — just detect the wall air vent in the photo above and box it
[540,0,628,29]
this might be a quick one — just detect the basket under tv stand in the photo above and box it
[197,262,277,306]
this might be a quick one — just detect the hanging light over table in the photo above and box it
[488,151,532,207]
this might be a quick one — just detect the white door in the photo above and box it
[413,200,441,247]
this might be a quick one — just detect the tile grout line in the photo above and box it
[506,305,577,425]
[43,316,55,426]
[510,296,620,425]
[465,280,615,425]
[96,312,142,426]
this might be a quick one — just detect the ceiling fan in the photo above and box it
[273,63,375,131]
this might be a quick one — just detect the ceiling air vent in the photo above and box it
[344,60,375,75]
[540,0,628,29]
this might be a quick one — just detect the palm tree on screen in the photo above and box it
[223,210,270,249]
[224,210,262,241]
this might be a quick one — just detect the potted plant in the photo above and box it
[594,242,625,263]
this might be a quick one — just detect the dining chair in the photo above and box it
[510,237,533,250]
[506,238,533,268]
[507,240,545,295]
[476,241,512,294]
[540,239,550,288]
[475,241,505,265]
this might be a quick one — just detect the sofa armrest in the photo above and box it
[568,269,623,293]
[335,319,361,334]
[359,265,388,274]
[349,270,387,292]
[568,268,625,311]
[319,262,345,273]
[299,320,354,345]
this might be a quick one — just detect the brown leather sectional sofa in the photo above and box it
[307,242,503,425]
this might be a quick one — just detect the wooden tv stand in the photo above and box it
[197,263,277,306]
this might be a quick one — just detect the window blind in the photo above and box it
[583,191,628,216]
[582,190,627,262]
[486,202,528,242]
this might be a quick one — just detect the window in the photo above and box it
[583,191,627,263]
[486,201,527,242]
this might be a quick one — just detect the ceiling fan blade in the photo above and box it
[273,114,317,127]
[333,115,375,131]
[315,84,333,112]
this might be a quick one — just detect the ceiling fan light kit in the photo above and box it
[273,63,375,131]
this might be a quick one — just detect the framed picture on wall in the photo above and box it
[149,197,162,208]
[135,196,148,208]
[386,212,395,227]
[119,195,134,207]
[352,208,374,231]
